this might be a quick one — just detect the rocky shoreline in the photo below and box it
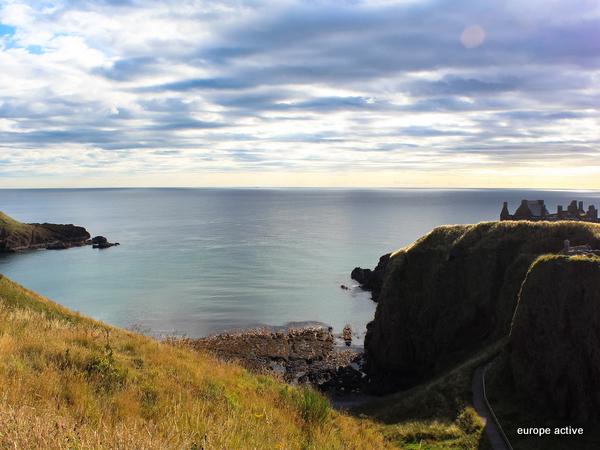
[174,326,369,395]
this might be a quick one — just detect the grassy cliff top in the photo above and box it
[392,220,600,260]
[0,275,389,449]
[0,211,31,234]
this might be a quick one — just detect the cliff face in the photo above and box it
[365,221,600,387]
[505,255,600,422]
[0,212,90,252]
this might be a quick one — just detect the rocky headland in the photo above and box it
[0,211,117,252]
[358,220,600,426]
[0,211,91,252]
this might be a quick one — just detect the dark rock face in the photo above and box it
[92,236,108,245]
[33,223,91,245]
[364,221,600,391]
[506,255,600,422]
[351,253,390,301]
[46,242,70,250]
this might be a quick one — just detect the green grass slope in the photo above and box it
[0,211,35,237]
[0,275,389,449]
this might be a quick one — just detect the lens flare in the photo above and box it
[460,24,485,48]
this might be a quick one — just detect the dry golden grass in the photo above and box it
[0,275,390,449]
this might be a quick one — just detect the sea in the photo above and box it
[0,188,598,341]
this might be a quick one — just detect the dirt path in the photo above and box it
[472,366,512,450]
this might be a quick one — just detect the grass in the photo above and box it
[0,274,390,449]
[356,343,504,449]
[0,211,31,234]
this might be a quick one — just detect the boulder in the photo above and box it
[91,236,109,245]
[91,235,120,249]
[342,325,352,346]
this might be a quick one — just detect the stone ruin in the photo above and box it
[501,199,599,223]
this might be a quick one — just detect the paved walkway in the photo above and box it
[472,366,512,450]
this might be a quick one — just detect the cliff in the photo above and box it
[494,254,600,422]
[0,211,90,252]
[365,221,600,389]
[0,274,389,449]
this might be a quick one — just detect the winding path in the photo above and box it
[472,365,513,450]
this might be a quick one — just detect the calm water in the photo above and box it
[0,188,598,340]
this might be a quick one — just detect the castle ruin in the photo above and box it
[501,200,599,223]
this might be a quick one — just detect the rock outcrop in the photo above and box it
[91,236,120,249]
[0,211,91,252]
[364,221,600,390]
[351,253,390,301]
[502,254,600,422]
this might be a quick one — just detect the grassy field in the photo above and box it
[0,275,391,449]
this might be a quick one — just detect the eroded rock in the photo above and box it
[351,253,390,301]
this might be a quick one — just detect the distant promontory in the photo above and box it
[0,211,91,252]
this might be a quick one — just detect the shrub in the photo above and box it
[85,345,127,392]
[456,406,483,434]
[293,386,330,427]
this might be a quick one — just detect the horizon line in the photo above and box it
[1,186,600,192]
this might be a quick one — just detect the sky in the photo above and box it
[0,0,599,188]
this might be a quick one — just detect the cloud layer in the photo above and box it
[1,0,599,186]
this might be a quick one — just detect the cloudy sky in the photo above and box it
[0,0,599,188]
